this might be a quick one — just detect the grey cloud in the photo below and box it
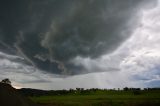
[146,80,160,88]
[41,0,142,61]
[0,0,157,75]
[0,54,53,84]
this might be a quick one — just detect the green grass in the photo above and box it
[30,90,160,106]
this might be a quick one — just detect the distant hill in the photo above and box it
[18,88,48,97]
[0,83,37,106]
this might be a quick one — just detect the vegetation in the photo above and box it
[1,78,159,106]
[1,78,11,85]
[0,82,35,106]
[26,88,160,106]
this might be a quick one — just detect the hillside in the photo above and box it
[0,83,37,106]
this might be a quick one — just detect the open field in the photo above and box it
[29,90,160,106]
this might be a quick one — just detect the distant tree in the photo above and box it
[76,88,81,91]
[1,78,11,85]
[123,87,129,91]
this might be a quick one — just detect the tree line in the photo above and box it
[1,78,160,97]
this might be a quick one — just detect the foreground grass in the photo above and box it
[30,90,160,106]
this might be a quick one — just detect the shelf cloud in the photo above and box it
[0,0,159,90]
[0,0,156,75]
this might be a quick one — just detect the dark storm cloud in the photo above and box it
[0,0,157,75]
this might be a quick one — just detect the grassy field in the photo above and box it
[30,90,160,106]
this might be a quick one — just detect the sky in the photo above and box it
[0,0,160,90]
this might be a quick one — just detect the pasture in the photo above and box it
[30,89,160,106]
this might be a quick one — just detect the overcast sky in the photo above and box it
[0,0,160,90]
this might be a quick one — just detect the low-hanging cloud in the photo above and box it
[0,0,157,75]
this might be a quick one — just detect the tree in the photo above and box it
[1,78,11,85]
[123,87,129,91]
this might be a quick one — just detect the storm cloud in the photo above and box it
[0,0,157,75]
